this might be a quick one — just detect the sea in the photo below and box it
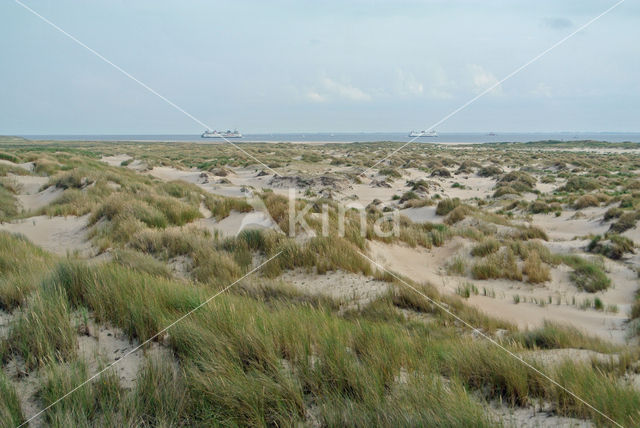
[21,132,640,144]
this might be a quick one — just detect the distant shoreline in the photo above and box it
[17,132,640,145]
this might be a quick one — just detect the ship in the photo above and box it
[201,129,242,138]
[408,130,438,137]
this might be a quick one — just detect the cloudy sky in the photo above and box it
[1,0,638,134]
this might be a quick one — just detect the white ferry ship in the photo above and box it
[201,129,242,138]
[408,130,438,137]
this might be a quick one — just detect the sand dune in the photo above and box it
[368,239,635,344]
[0,215,91,256]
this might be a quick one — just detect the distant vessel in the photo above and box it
[488,132,497,136]
[201,129,242,138]
[409,130,438,137]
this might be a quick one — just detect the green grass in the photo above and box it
[2,139,640,426]
[7,284,77,370]
[0,371,24,427]
[472,248,522,281]
[522,251,551,283]
[471,239,500,257]
[0,232,55,310]
[435,198,460,216]
[562,255,611,292]
[0,185,18,222]
[40,359,124,426]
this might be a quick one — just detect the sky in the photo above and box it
[1,0,639,134]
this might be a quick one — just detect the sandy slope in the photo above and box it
[368,240,635,344]
[0,215,91,256]
[5,173,64,212]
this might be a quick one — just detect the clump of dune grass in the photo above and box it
[587,234,634,260]
[562,255,611,292]
[0,152,20,163]
[379,167,402,178]
[604,207,623,221]
[0,184,18,222]
[477,165,502,177]
[574,194,599,209]
[496,170,536,193]
[0,371,24,426]
[8,285,77,369]
[435,198,460,216]
[472,248,522,281]
[444,205,470,225]
[528,200,553,214]
[514,225,548,241]
[446,255,466,275]
[132,357,189,426]
[430,167,451,177]
[203,193,252,220]
[522,251,551,283]
[471,238,500,257]
[512,321,614,352]
[112,249,172,278]
[560,176,599,192]
[0,232,54,310]
[40,359,124,425]
[609,211,640,234]
[493,185,520,198]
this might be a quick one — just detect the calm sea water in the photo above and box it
[22,132,640,144]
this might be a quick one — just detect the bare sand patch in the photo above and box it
[490,401,592,428]
[280,268,389,307]
[368,240,635,344]
[149,166,253,198]
[17,186,63,212]
[100,154,147,171]
[368,237,472,288]
[400,205,440,223]
[100,154,132,167]
[0,215,91,256]
[78,320,173,390]
[434,173,497,200]
[194,210,279,237]
[530,208,609,240]
[6,173,63,212]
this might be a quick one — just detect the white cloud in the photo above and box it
[396,70,424,96]
[531,82,552,98]
[321,77,372,101]
[469,64,503,96]
[396,67,454,100]
[304,77,371,103]
[306,90,326,103]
